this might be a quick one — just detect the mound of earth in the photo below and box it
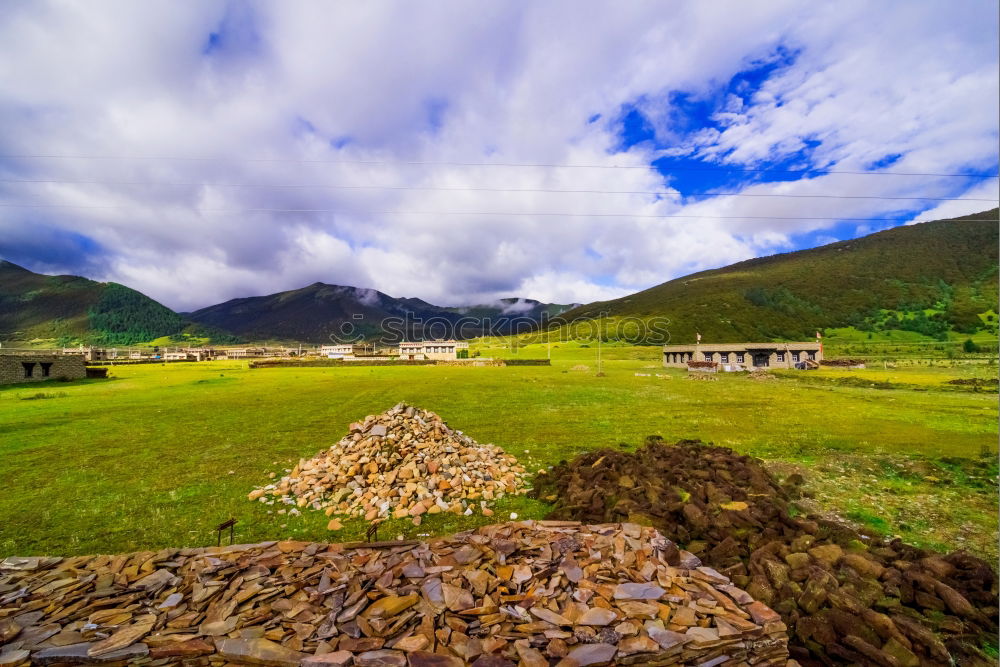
[249,404,530,525]
[531,439,999,666]
[945,378,999,387]
[0,521,792,666]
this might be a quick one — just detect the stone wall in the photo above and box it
[0,354,87,386]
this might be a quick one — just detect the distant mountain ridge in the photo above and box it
[0,262,574,344]
[2,209,996,345]
[557,209,999,343]
[186,283,576,343]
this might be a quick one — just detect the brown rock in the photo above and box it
[613,582,665,600]
[576,607,618,626]
[87,620,154,657]
[560,642,617,665]
[216,637,308,666]
[393,635,429,652]
[366,594,419,619]
[356,649,407,667]
[441,582,474,612]
[406,651,464,667]
[302,651,355,666]
[148,638,214,659]
[808,543,844,567]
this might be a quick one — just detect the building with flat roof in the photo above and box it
[398,340,470,360]
[0,351,87,385]
[320,344,365,359]
[663,339,822,370]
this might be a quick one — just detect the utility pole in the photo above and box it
[597,317,603,375]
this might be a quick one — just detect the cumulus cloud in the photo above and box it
[0,0,996,311]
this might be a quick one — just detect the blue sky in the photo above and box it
[0,1,997,310]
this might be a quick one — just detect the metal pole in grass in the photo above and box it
[597,315,603,375]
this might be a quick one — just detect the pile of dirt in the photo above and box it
[249,403,530,525]
[0,521,792,666]
[685,374,718,381]
[945,378,999,387]
[747,369,775,381]
[531,439,999,666]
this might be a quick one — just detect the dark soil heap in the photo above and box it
[531,439,999,666]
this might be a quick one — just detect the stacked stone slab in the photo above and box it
[249,404,530,524]
[0,522,791,666]
[532,439,999,665]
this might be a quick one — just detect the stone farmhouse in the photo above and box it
[0,351,87,385]
[663,340,822,370]
[398,340,470,360]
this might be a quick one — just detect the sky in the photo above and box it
[1,1,998,311]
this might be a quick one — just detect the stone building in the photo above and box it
[398,340,470,360]
[0,352,87,385]
[663,341,822,370]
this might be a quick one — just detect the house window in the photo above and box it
[791,352,800,362]
[776,353,785,362]
[720,353,729,363]
[736,354,744,363]
[21,362,35,378]
[808,351,816,360]
[40,362,53,377]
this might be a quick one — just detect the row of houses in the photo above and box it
[663,339,823,370]
[57,340,473,363]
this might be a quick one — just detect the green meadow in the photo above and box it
[1,345,996,561]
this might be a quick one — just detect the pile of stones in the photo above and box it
[532,439,999,666]
[249,404,530,525]
[0,521,792,666]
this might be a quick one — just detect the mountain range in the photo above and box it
[1,209,996,346]
[559,208,998,343]
[186,285,576,343]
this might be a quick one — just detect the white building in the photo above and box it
[397,340,470,360]
[320,344,363,359]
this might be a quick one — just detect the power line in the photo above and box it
[1,177,996,202]
[1,201,995,222]
[2,153,997,178]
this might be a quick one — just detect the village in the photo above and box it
[0,336,839,386]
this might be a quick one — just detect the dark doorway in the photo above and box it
[753,353,769,367]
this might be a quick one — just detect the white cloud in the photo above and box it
[0,0,996,311]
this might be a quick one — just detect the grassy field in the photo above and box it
[1,346,996,561]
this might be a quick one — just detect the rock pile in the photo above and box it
[532,439,999,666]
[0,521,791,666]
[249,404,530,525]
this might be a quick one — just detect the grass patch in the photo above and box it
[845,509,892,535]
[0,355,996,557]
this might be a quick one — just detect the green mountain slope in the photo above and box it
[557,209,999,343]
[0,261,202,345]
